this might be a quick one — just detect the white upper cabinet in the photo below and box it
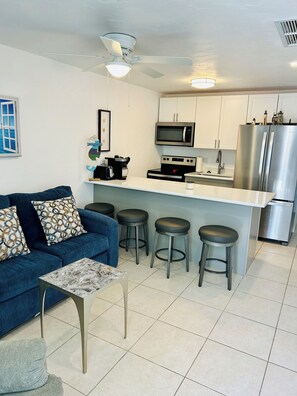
[159,97,196,122]
[219,95,249,150]
[194,96,222,148]
[277,93,297,123]
[194,95,248,150]
[247,94,278,124]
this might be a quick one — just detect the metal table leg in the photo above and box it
[120,273,129,339]
[72,295,94,374]
[39,280,48,338]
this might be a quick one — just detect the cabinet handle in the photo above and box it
[214,139,217,148]
[218,139,220,148]
[176,113,178,122]
[173,113,175,122]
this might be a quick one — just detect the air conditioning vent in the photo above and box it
[275,19,297,47]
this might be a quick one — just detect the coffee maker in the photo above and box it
[106,156,130,180]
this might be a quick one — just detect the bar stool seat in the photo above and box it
[198,225,238,290]
[117,209,149,264]
[151,217,190,279]
[84,202,114,217]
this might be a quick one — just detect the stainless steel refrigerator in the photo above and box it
[234,124,297,244]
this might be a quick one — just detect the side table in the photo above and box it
[39,258,128,374]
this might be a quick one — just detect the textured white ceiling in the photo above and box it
[0,0,297,94]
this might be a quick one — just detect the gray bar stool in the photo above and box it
[198,225,238,291]
[150,217,190,279]
[117,209,149,264]
[84,202,115,218]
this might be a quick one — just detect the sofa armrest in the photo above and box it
[78,208,119,266]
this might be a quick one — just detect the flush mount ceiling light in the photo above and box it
[105,61,131,78]
[191,78,216,89]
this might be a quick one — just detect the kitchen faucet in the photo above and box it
[216,150,225,174]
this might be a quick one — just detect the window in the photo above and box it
[0,97,20,157]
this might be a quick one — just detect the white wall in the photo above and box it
[0,44,160,206]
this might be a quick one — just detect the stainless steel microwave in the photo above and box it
[155,122,195,147]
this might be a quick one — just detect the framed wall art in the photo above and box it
[0,96,21,157]
[98,109,111,152]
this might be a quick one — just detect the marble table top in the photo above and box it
[39,258,127,298]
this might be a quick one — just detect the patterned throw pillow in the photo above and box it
[32,195,86,245]
[0,206,30,262]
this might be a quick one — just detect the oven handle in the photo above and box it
[147,173,183,180]
[183,127,186,142]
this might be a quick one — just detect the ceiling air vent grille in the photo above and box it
[275,19,297,47]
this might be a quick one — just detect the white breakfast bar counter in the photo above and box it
[86,177,274,276]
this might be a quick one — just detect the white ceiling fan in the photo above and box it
[44,32,192,78]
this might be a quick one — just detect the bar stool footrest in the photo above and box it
[203,258,227,274]
[119,238,146,250]
[156,248,185,263]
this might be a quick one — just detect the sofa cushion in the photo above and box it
[8,186,72,246]
[0,250,62,302]
[0,195,10,210]
[32,195,86,245]
[0,206,31,262]
[32,232,109,265]
[0,338,48,394]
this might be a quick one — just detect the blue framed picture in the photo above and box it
[0,96,21,157]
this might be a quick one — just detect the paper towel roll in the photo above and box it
[196,157,203,172]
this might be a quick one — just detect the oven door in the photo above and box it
[155,123,195,146]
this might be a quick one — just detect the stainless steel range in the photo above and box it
[147,155,196,182]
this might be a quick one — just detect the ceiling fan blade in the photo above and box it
[132,55,192,66]
[100,36,123,57]
[134,64,164,78]
[41,51,106,59]
[82,62,106,72]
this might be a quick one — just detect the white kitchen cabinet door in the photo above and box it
[159,97,177,121]
[247,94,278,124]
[219,95,248,150]
[194,96,222,148]
[277,93,297,123]
[159,97,196,122]
[176,97,197,122]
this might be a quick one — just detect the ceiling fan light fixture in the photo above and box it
[191,78,216,89]
[106,61,131,78]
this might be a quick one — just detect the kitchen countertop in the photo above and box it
[86,176,274,208]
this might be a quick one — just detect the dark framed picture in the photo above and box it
[98,109,111,152]
[0,96,21,157]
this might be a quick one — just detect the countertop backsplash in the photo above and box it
[160,146,236,175]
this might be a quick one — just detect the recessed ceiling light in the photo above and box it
[290,60,297,68]
[191,78,216,89]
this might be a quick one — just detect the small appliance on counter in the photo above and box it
[147,155,196,182]
[106,155,130,180]
[93,165,114,180]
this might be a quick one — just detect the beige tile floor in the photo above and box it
[3,236,297,395]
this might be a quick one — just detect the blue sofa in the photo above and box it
[0,185,119,337]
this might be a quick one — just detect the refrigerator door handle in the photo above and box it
[268,200,293,207]
[263,132,275,191]
[258,132,268,190]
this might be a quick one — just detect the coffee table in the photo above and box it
[39,257,128,374]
